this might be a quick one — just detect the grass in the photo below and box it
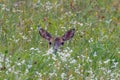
[0,0,120,79]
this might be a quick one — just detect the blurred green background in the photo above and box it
[0,0,120,79]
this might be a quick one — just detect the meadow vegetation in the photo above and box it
[0,0,120,79]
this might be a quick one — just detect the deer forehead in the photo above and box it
[50,37,63,42]
[55,37,63,42]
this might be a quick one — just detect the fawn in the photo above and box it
[38,26,75,53]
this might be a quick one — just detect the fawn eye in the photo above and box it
[49,42,52,45]
[61,42,64,45]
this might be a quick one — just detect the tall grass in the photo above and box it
[0,0,120,79]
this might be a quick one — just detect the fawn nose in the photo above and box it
[53,42,59,53]
[53,45,58,54]
[54,44,58,51]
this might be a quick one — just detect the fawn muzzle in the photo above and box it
[53,37,64,52]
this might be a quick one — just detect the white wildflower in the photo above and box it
[104,59,110,64]
[69,74,74,80]
[88,38,93,43]
[17,63,21,66]
[21,60,25,64]
[75,68,80,74]
[46,48,54,55]
[111,62,119,68]
[93,51,97,57]
[52,55,57,61]
[27,64,32,69]
[36,71,42,77]
[22,35,27,40]
[25,69,29,74]
[30,47,34,50]
[70,59,76,64]
[34,48,39,51]
[106,19,112,24]
[61,73,66,79]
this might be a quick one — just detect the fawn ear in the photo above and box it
[62,28,75,41]
[38,26,53,42]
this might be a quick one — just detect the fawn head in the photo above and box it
[38,26,75,53]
